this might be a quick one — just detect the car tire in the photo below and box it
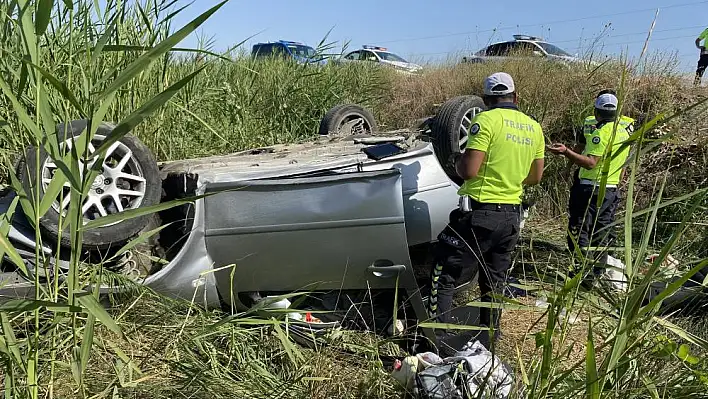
[17,120,162,252]
[318,104,378,136]
[431,95,486,180]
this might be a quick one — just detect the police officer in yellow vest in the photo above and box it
[583,90,635,138]
[571,89,634,185]
[549,93,630,272]
[428,72,545,341]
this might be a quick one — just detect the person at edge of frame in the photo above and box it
[694,27,708,86]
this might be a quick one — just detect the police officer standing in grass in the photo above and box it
[569,89,634,185]
[582,90,635,143]
[548,92,630,275]
[694,27,708,86]
[428,72,545,341]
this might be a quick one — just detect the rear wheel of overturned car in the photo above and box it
[431,95,486,180]
[318,104,378,136]
[18,120,162,252]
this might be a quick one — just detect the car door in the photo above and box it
[203,169,419,299]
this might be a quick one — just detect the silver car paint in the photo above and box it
[204,169,413,296]
[2,137,459,318]
[160,140,460,247]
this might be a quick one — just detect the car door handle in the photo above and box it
[368,264,406,278]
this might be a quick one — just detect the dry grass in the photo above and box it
[380,58,688,138]
[497,296,591,370]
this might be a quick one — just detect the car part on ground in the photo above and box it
[16,120,162,251]
[430,95,486,181]
[318,103,378,136]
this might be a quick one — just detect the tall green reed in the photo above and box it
[0,1,229,397]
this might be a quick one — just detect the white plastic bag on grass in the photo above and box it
[605,255,628,292]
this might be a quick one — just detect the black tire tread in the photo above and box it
[431,95,486,178]
[318,104,378,136]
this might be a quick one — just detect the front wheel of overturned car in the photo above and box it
[431,95,486,182]
[318,103,378,136]
[17,120,162,252]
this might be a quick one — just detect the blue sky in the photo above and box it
[171,0,708,71]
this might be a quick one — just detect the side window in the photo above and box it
[529,43,546,56]
[486,43,511,56]
[360,50,378,62]
[510,42,538,56]
[271,44,287,57]
[345,51,360,60]
[253,44,272,57]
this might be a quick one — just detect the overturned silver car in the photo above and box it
[2,97,491,348]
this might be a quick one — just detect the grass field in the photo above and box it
[0,1,707,398]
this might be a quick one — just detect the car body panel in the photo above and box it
[204,169,414,296]
[160,138,459,247]
[142,195,222,309]
[358,144,458,246]
[154,135,458,316]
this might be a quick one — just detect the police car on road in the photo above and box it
[462,35,585,65]
[341,45,422,73]
[251,40,326,65]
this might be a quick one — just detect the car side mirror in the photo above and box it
[533,50,543,57]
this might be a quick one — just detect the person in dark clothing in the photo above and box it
[695,27,708,86]
[549,93,630,273]
[427,72,545,342]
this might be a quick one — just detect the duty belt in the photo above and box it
[579,178,617,189]
[458,196,520,213]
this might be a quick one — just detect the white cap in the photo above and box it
[484,72,515,96]
[595,93,618,110]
